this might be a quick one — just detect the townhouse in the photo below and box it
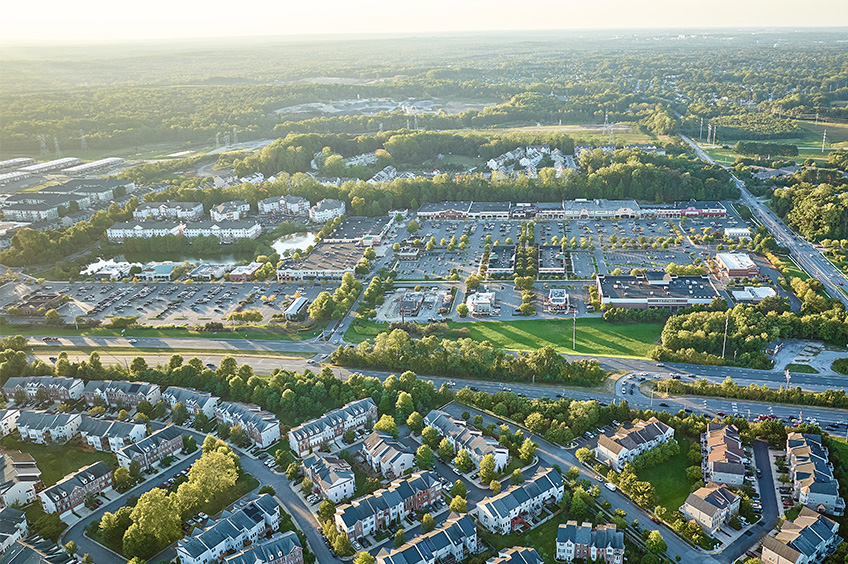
[162,387,220,419]
[78,417,146,452]
[176,495,281,564]
[0,412,20,439]
[83,380,161,408]
[301,454,355,503]
[786,433,845,516]
[224,532,303,564]
[183,221,262,243]
[39,461,113,517]
[364,431,414,479]
[116,425,183,470]
[476,468,564,535]
[423,410,509,471]
[377,513,477,564]
[215,402,280,448]
[487,547,544,564]
[555,522,625,564]
[288,398,377,457]
[0,452,41,508]
[16,412,81,445]
[133,201,204,221]
[2,377,84,403]
[761,507,841,564]
[106,221,185,242]
[309,198,346,223]
[595,417,674,471]
[679,483,740,535]
[210,200,250,222]
[334,472,442,541]
[258,195,310,216]
[703,423,746,486]
[0,507,27,556]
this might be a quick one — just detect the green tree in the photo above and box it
[353,553,375,564]
[451,480,467,499]
[453,449,473,473]
[65,541,77,556]
[422,426,440,449]
[318,499,336,521]
[449,496,467,513]
[576,447,593,462]
[646,530,667,554]
[566,467,581,481]
[301,478,314,495]
[393,528,406,548]
[333,531,354,557]
[421,513,435,533]
[511,469,524,485]
[490,479,502,494]
[479,454,496,484]
[373,414,398,438]
[456,303,469,317]
[395,392,414,421]
[437,438,455,460]
[171,402,188,425]
[416,445,435,469]
[519,439,537,463]
[406,411,424,434]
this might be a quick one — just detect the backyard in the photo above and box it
[0,435,116,487]
[635,436,695,514]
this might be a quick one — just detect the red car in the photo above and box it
[651,517,662,524]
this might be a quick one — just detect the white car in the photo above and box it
[604,482,617,492]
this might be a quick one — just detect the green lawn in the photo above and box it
[479,507,565,562]
[0,324,323,341]
[786,363,819,374]
[636,436,694,514]
[0,436,116,487]
[454,318,663,359]
[345,318,663,359]
[196,473,260,518]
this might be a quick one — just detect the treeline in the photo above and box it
[734,141,798,157]
[680,111,800,140]
[332,328,605,386]
[772,182,848,241]
[661,376,848,410]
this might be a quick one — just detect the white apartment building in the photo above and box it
[302,454,355,503]
[424,410,509,471]
[215,402,280,448]
[364,431,414,479]
[476,468,564,535]
[309,198,346,223]
[183,221,262,243]
[162,387,220,419]
[106,221,185,242]
[595,417,674,471]
[133,201,204,221]
[288,398,376,457]
[210,200,250,222]
[680,483,740,535]
[16,411,81,445]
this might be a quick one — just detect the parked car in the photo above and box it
[604,482,617,492]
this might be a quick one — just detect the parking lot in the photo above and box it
[2,281,339,326]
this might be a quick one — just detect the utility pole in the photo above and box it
[785,368,791,389]
[572,310,576,351]
[699,117,703,141]
[822,129,828,153]
[721,310,730,359]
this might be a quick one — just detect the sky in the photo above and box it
[4,0,848,42]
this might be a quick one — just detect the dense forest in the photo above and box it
[2,30,847,155]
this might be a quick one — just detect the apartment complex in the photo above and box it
[2,377,84,403]
[214,402,280,448]
[376,513,477,564]
[786,433,845,516]
[363,431,414,479]
[163,387,220,418]
[133,201,204,221]
[486,547,544,564]
[258,195,310,216]
[116,425,183,470]
[16,412,81,445]
[301,454,355,503]
[82,380,162,408]
[555,522,625,564]
[0,412,20,439]
[210,200,250,222]
[476,468,565,535]
[761,507,841,564]
[595,417,674,471]
[423,410,509,471]
[39,461,113,517]
[288,398,377,457]
[0,452,41,508]
[78,417,147,452]
[703,423,746,486]
[224,532,303,564]
[334,472,442,540]
[309,199,346,223]
[679,483,740,535]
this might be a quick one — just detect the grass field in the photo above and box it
[479,507,570,562]
[455,318,663,359]
[786,363,819,374]
[345,318,663,359]
[636,436,694,514]
[0,324,322,341]
[0,436,116,487]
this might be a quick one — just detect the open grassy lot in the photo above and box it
[454,318,663,359]
[636,436,694,514]
[0,324,322,341]
[345,318,663,359]
[479,507,568,562]
[0,436,115,487]
[786,363,819,374]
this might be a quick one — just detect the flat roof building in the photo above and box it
[716,253,759,277]
[276,242,360,281]
[487,245,516,276]
[596,272,720,310]
[18,158,82,175]
[417,201,472,220]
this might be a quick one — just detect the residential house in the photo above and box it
[224,532,303,564]
[0,453,41,508]
[210,200,250,222]
[288,398,377,457]
[703,423,746,486]
[595,417,674,471]
[78,417,146,452]
[334,472,442,541]
[83,380,161,408]
[15,412,81,444]
[2,377,84,403]
[308,199,346,223]
[363,431,414,479]
[162,387,219,419]
[423,410,509,471]
[215,402,280,448]
[301,454,355,503]
[39,461,113,517]
[555,522,625,563]
[761,507,841,564]
[0,412,20,439]
[487,547,544,564]
[476,468,564,535]
[787,433,845,516]
[116,425,183,470]
[376,513,477,564]
[0,508,27,556]
[176,495,281,564]
[680,483,740,535]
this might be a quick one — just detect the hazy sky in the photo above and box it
[5,0,848,42]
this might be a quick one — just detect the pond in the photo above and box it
[272,231,316,255]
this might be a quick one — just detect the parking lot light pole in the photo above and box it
[572,311,576,351]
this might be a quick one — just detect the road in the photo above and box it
[680,133,848,307]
